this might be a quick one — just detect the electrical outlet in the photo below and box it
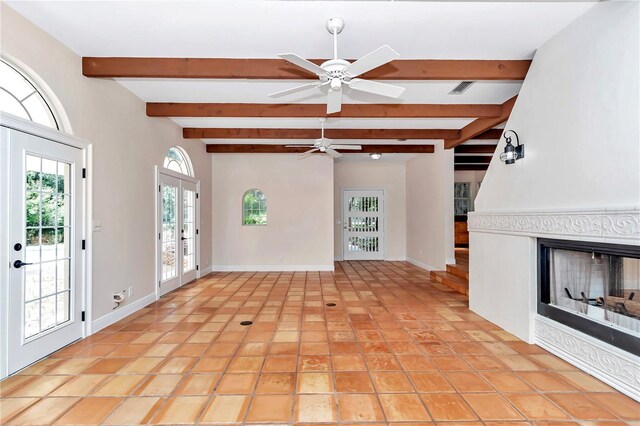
[127,286,133,297]
[92,220,102,232]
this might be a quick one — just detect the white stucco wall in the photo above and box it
[470,1,640,342]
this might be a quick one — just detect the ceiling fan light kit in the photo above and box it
[269,17,405,114]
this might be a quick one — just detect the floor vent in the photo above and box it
[449,81,475,95]
[240,321,253,326]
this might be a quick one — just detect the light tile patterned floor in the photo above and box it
[1,261,639,425]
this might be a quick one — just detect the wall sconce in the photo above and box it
[369,153,382,160]
[499,130,524,164]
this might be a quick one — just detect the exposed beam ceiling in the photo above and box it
[455,144,498,154]
[206,144,435,154]
[444,96,517,148]
[83,58,531,80]
[147,103,502,118]
[184,128,460,140]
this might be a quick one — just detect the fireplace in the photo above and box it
[538,238,640,356]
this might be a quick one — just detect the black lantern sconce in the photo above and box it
[499,130,524,165]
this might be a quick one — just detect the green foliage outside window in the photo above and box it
[26,170,66,244]
[243,189,267,225]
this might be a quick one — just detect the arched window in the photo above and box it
[0,59,59,130]
[243,189,267,226]
[163,147,193,177]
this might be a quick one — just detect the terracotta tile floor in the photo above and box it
[1,261,639,425]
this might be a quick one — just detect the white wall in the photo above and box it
[211,154,334,270]
[406,145,455,270]
[0,4,213,324]
[334,161,406,261]
[470,1,640,342]
[454,170,486,212]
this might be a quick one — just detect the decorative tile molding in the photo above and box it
[535,315,640,401]
[468,208,640,244]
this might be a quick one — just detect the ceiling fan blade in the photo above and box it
[343,45,400,78]
[348,78,405,98]
[325,148,342,158]
[330,144,362,150]
[279,53,327,77]
[298,148,319,159]
[269,82,322,98]
[326,87,342,114]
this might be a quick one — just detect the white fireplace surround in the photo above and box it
[469,206,640,401]
[468,207,640,244]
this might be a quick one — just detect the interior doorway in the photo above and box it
[342,189,385,260]
[156,169,199,297]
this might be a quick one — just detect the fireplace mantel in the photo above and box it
[468,207,640,245]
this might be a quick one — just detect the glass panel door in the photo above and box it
[159,174,180,295]
[342,189,384,260]
[157,173,198,296]
[7,128,84,375]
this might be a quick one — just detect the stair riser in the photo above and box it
[446,265,469,280]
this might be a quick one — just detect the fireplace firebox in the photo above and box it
[538,238,640,355]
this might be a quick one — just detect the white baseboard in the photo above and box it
[91,293,156,333]
[406,257,438,271]
[199,265,213,276]
[212,264,335,272]
[446,257,456,265]
[535,315,640,402]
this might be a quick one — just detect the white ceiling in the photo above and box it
[6,1,595,59]
[117,79,522,104]
[171,117,474,129]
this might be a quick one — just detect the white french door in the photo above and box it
[158,172,198,296]
[6,128,84,374]
[342,189,385,260]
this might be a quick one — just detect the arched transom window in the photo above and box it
[243,189,267,226]
[0,59,59,130]
[163,147,193,177]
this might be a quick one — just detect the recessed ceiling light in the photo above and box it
[370,153,382,160]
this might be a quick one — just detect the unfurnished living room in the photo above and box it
[0,0,639,424]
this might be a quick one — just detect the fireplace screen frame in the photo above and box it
[537,238,640,356]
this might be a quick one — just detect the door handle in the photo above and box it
[13,260,32,269]
[181,237,186,241]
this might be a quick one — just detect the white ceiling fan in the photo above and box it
[286,118,361,158]
[269,17,405,114]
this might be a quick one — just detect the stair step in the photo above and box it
[446,264,469,280]
[430,270,469,296]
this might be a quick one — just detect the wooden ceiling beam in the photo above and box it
[454,156,492,164]
[454,144,497,154]
[83,58,531,80]
[455,164,489,171]
[205,144,435,154]
[473,129,504,139]
[148,103,501,118]
[444,96,517,149]
[184,128,460,140]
